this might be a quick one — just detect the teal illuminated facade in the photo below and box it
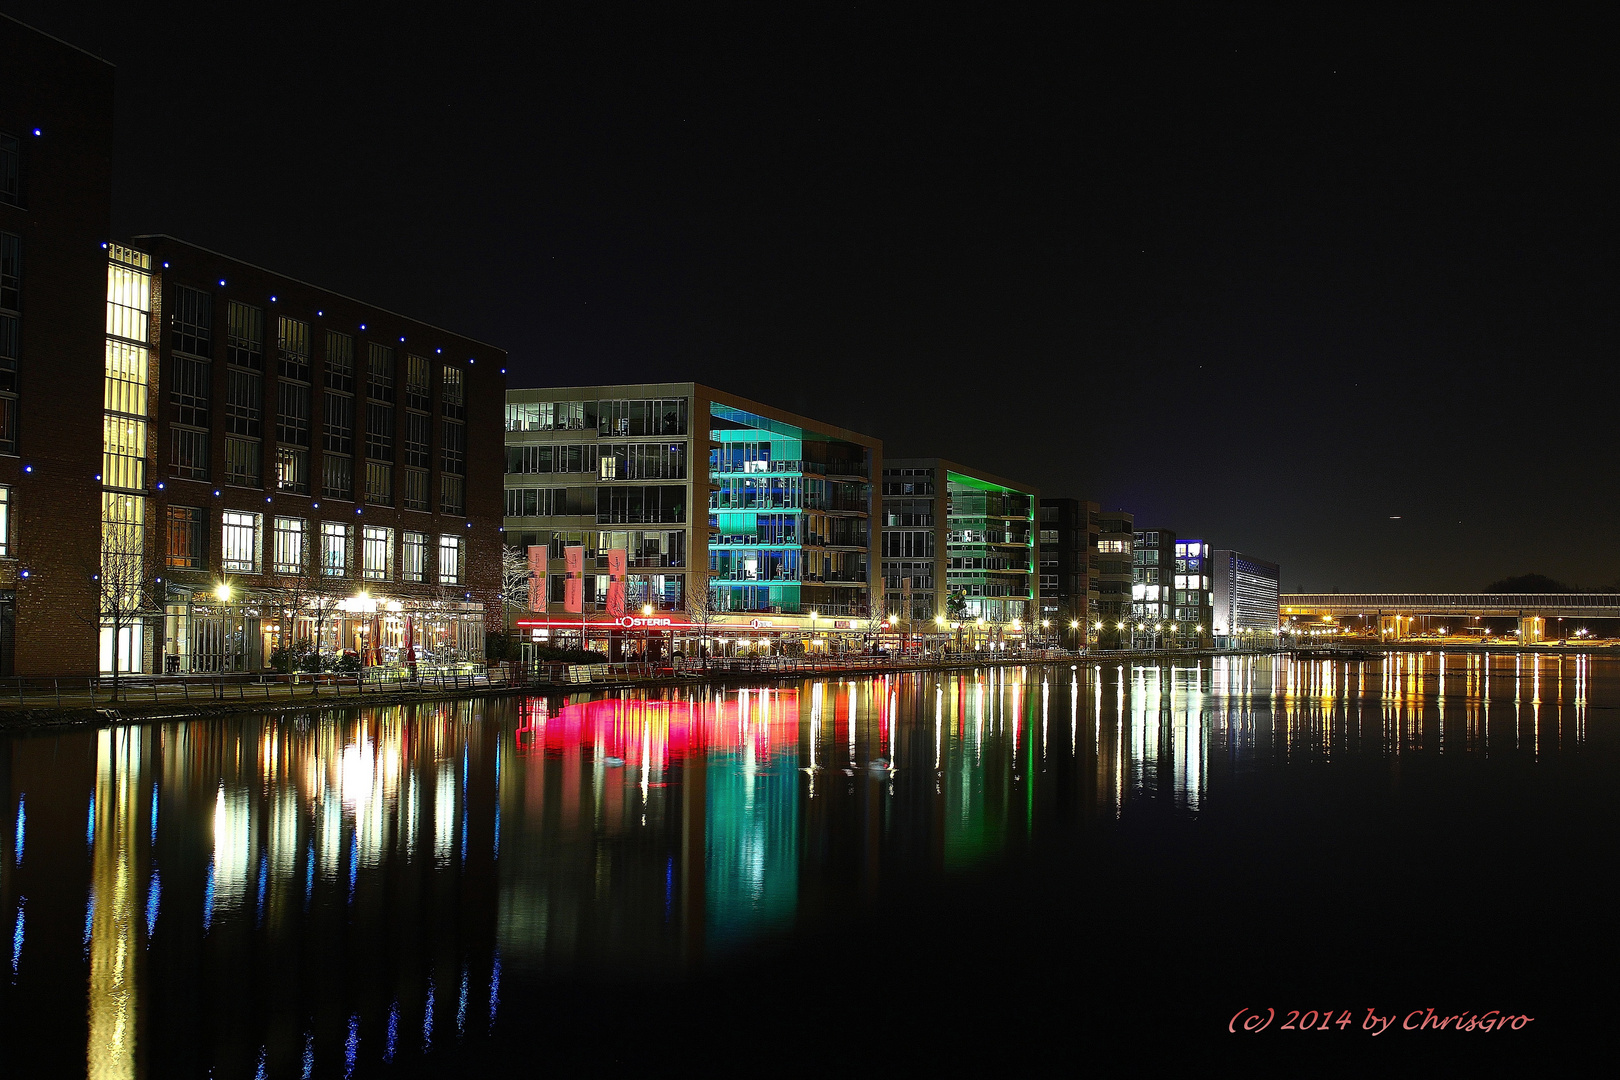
[505,382,881,631]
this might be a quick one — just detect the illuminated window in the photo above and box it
[275,446,309,495]
[165,506,204,569]
[226,301,263,369]
[441,365,465,420]
[272,516,305,574]
[362,525,392,580]
[402,531,427,582]
[323,391,353,454]
[365,460,393,506]
[277,316,310,382]
[0,485,9,556]
[221,511,260,573]
[320,522,350,577]
[437,534,462,585]
[406,354,430,411]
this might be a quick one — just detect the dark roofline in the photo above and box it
[127,233,507,354]
[1,12,115,67]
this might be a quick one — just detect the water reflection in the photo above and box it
[0,653,1603,1076]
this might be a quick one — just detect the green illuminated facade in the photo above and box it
[882,458,1038,627]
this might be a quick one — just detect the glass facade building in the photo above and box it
[505,383,881,650]
[881,458,1038,635]
[1212,549,1281,645]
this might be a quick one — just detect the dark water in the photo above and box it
[1,653,1613,1076]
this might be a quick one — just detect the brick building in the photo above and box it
[1,16,117,675]
[0,15,504,675]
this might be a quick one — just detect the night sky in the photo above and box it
[8,3,1615,590]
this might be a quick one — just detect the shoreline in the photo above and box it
[0,644,1605,731]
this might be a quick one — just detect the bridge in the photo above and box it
[1280,593,1620,642]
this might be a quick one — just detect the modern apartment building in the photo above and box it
[1212,549,1281,645]
[505,383,881,651]
[1130,527,1176,648]
[1173,537,1215,647]
[1039,497,1096,646]
[0,16,505,674]
[881,458,1037,634]
[1094,509,1133,647]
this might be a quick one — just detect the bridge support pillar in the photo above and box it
[1379,615,1400,640]
[1518,615,1543,644]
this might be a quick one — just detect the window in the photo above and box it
[102,414,146,491]
[438,534,462,585]
[273,516,305,574]
[172,286,212,357]
[366,343,395,403]
[320,522,350,576]
[596,485,686,524]
[221,511,261,573]
[165,506,204,568]
[171,355,211,428]
[225,369,261,436]
[0,485,9,556]
[322,454,353,501]
[171,428,210,479]
[325,331,354,392]
[405,410,430,467]
[226,301,263,369]
[406,354,430,411]
[402,468,429,512]
[366,401,394,459]
[402,531,428,582]
[0,133,17,207]
[323,392,353,454]
[278,381,311,445]
[0,233,17,314]
[362,525,392,580]
[275,446,309,495]
[441,366,465,420]
[441,419,465,475]
[277,316,310,382]
[441,474,465,516]
[365,460,393,505]
[0,231,17,444]
[224,436,261,487]
[505,487,570,516]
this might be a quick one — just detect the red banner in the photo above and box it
[564,545,584,614]
[527,546,546,612]
[605,548,627,617]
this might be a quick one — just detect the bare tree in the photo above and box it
[685,580,721,669]
[81,540,163,704]
[502,543,537,621]
[260,561,346,689]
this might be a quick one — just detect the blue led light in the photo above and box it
[219,280,226,287]
[360,323,367,330]
[21,465,29,473]
[270,295,277,302]
[32,129,41,136]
